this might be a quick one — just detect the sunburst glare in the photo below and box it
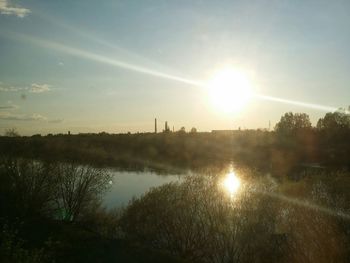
[207,68,253,114]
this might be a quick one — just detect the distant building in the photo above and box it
[211,130,235,135]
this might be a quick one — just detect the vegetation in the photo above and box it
[121,171,350,262]
[1,111,349,174]
[1,111,350,262]
[0,157,183,262]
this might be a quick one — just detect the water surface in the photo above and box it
[103,170,182,208]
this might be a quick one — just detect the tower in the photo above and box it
[155,118,157,133]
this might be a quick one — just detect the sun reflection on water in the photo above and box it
[222,171,241,198]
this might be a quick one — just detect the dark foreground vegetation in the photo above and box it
[1,110,350,262]
[0,158,183,262]
[1,158,350,262]
[121,171,350,262]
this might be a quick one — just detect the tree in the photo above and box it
[4,128,19,137]
[316,111,350,131]
[0,158,57,218]
[54,164,111,221]
[275,112,312,134]
[178,127,186,134]
[316,111,350,164]
[121,172,349,263]
[121,175,276,262]
[190,127,197,133]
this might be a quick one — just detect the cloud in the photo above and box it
[58,62,64,66]
[0,0,30,17]
[29,83,51,93]
[0,111,63,123]
[0,112,47,121]
[0,105,15,109]
[0,103,18,110]
[0,86,23,92]
[0,82,51,93]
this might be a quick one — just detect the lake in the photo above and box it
[103,170,183,208]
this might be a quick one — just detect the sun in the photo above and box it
[207,68,253,114]
[223,171,241,196]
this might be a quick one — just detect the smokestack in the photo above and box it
[165,121,168,131]
[155,118,157,133]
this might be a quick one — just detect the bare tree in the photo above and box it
[0,158,57,218]
[54,164,111,221]
[4,128,19,137]
[121,171,349,263]
[121,174,276,262]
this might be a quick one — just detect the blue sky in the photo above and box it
[0,0,349,135]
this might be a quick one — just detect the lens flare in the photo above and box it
[2,31,343,115]
[4,32,203,88]
[256,94,338,113]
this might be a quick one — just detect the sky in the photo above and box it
[0,0,349,135]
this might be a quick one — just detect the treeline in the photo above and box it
[1,111,350,174]
[0,132,233,172]
[271,111,350,172]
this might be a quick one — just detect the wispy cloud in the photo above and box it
[0,105,15,110]
[0,112,47,121]
[0,82,52,93]
[0,102,18,110]
[29,83,51,93]
[0,0,30,18]
[0,86,23,92]
[0,111,64,123]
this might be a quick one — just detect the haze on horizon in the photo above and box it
[1,0,350,135]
